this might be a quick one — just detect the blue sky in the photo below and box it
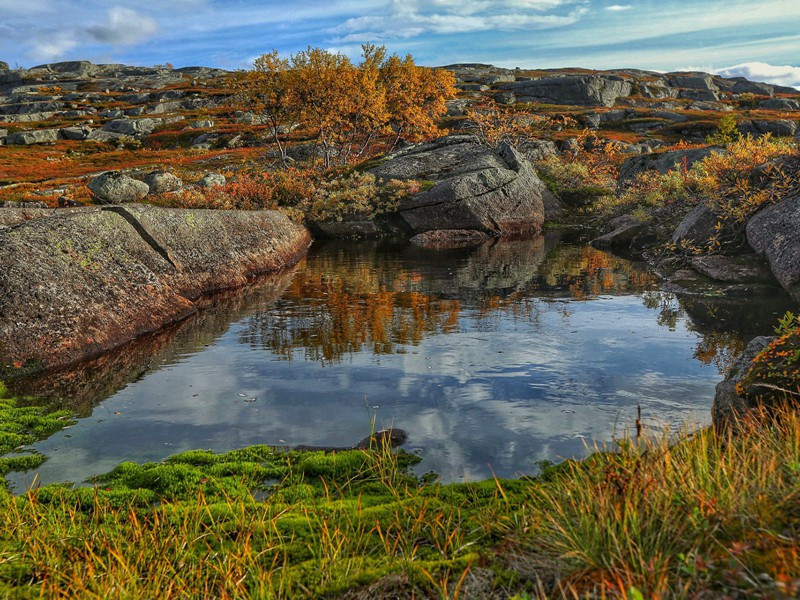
[1,0,799,87]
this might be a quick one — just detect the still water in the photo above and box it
[7,234,792,489]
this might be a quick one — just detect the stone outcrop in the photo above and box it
[746,192,800,301]
[498,75,633,107]
[6,129,59,145]
[370,135,545,236]
[0,205,311,371]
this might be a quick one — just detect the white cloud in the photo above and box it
[714,62,800,90]
[29,33,80,62]
[333,1,587,42]
[86,7,159,45]
[605,4,632,10]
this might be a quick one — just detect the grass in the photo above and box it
[2,366,800,598]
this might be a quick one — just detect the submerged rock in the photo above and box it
[0,205,311,371]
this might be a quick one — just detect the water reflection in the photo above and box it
[5,235,793,488]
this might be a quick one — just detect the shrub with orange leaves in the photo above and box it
[232,45,456,168]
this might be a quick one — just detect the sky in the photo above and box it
[1,0,800,88]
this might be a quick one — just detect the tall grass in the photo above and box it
[2,398,800,597]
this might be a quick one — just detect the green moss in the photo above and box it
[0,384,74,479]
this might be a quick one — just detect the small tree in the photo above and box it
[707,113,740,147]
[230,51,297,165]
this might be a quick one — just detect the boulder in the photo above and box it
[670,203,720,248]
[199,173,226,188]
[0,205,311,371]
[88,171,150,203]
[667,75,719,91]
[731,80,774,96]
[145,171,183,194]
[758,98,800,110]
[0,61,8,72]
[618,147,717,186]
[689,254,775,284]
[518,139,557,162]
[498,75,633,107]
[591,214,646,249]
[6,129,59,145]
[738,120,797,138]
[59,126,91,140]
[495,91,516,105]
[370,136,545,236]
[678,89,720,102]
[102,118,157,137]
[712,336,774,434]
[746,192,800,301]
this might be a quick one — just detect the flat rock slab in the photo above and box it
[0,205,311,372]
[689,254,774,284]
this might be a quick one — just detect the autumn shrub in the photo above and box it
[537,150,617,208]
[465,106,576,150]
[231,45,457,168]
[307,172,423,222]
[597,135,799,253]
[739,313,800,404]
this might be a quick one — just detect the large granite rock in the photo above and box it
[618,147,718,186]
[738,120,798,138]
[6,129,59,145]
[370,135,545,236]
[88,171,150,203]
[0,205,311,371]
[712,336,774,434]
[746,192,800,301]
[498,75,633,107]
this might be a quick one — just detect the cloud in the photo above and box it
[605,4,632,10]
[332,0,586,42]
[714,61,800,90]
[86,7,159,45]
[29,33,80,62]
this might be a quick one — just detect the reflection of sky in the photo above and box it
[9,291,717,490]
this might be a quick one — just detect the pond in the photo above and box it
[6,234,793,489]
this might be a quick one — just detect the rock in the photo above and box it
[199,173,226,188]
[518,139,557,162]
[679,89,720,102]
[86,130,131,143]
[689,254,775,284]
[738,120,797,138]
[59,126,91,140]
[370,136,545,236]
[591,214,646,249]
[667,75,719,91]
[0,62,8,72]
[410,229,491,248]
[712,336,774,433]
[671,203,720,248]
[188,119,215,129]
[445,99,471,117]
[498,75,633,107]
[144,171,183,194]
[758,98,800,110]
[618,147,717,186]
[88,171,150,203]
[0,205,311,371]
[102,118,157,137]
[731,80,774,96]
[6,129,59,145]
[495,91,516,105]
[746,192,800,301]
